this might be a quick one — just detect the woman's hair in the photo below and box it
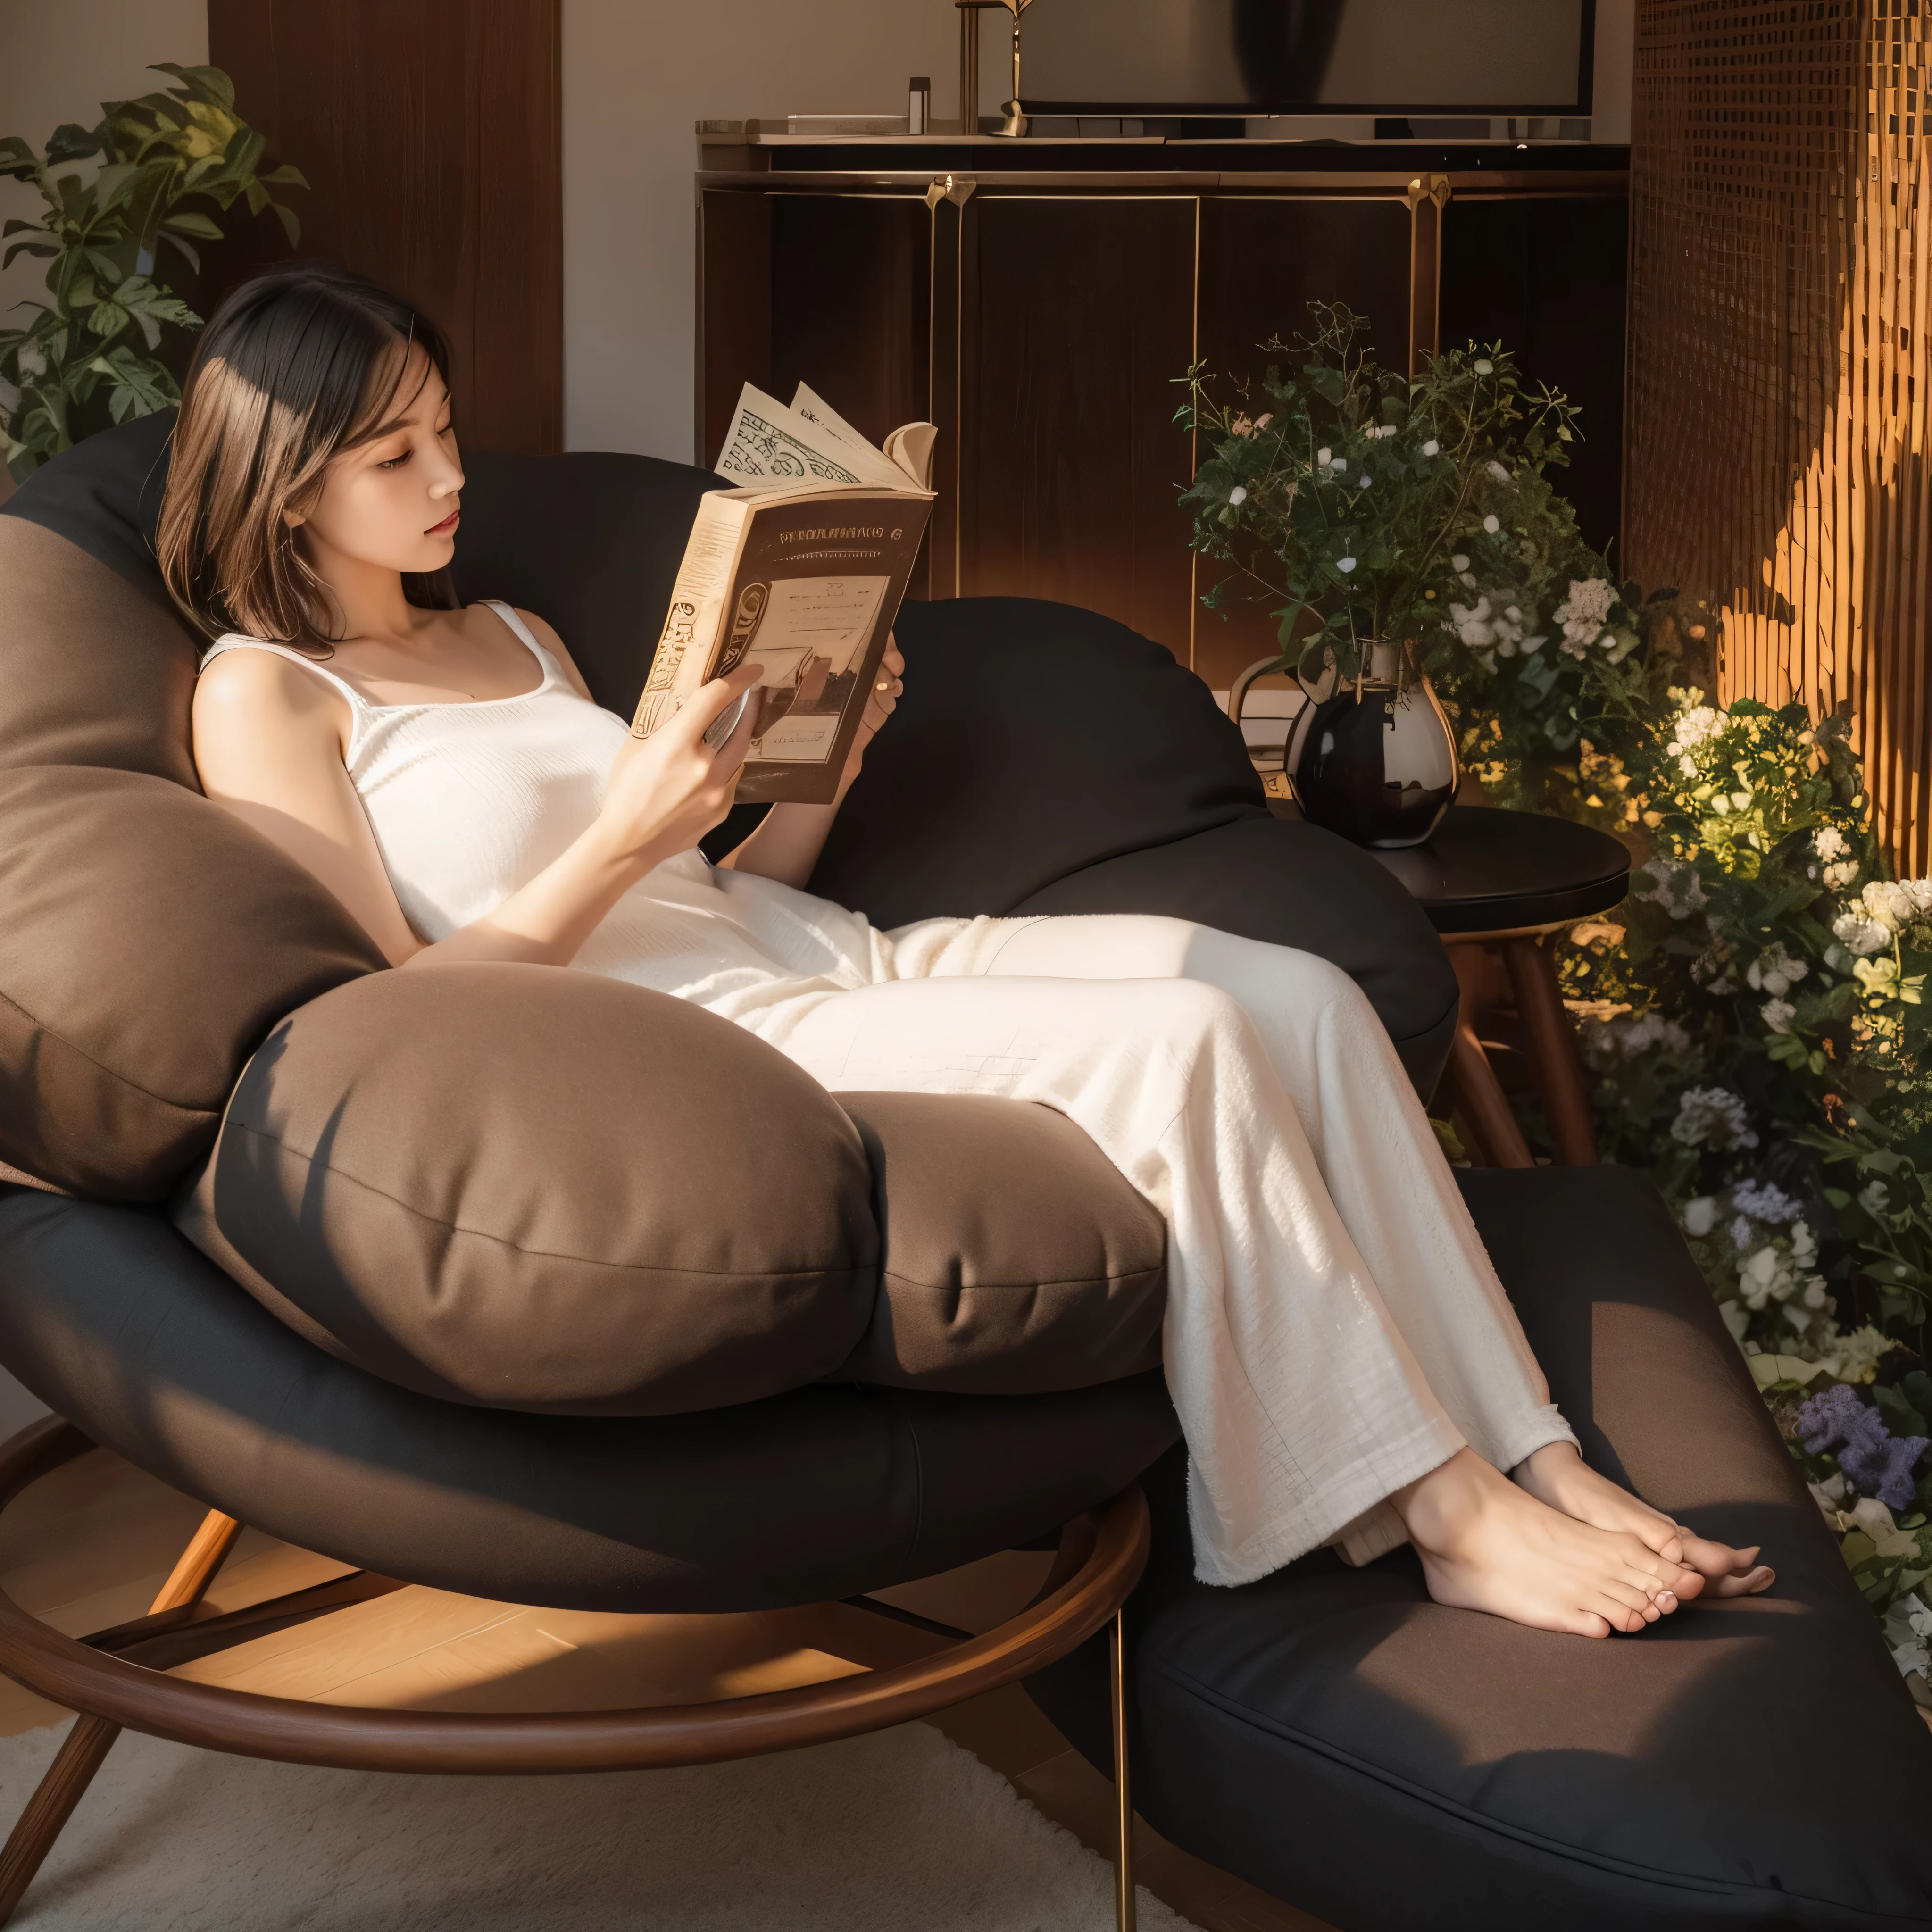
[157,263,457,648]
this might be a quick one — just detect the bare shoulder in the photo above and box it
[513,606,594,700]
[192,646,350,750]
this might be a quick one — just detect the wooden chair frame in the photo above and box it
[0,1418,1150,1929]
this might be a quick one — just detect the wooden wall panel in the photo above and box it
[207,0,563,456]
[958,196,1199,658]
[1627,0,1929,874]
[1191,195,1413,688]
[1440,195,1629,559]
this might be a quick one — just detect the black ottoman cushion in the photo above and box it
[1028,1166,1932,1930]
[0,1186,1180,1613]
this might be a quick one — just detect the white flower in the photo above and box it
[1732,1179,1800,1225]
[1422,439,1440,456]
[1729,1215,1755,1249]
[1486,459,1512,483]
[1450,552,1469,572]
[1719,1299,1750,1343]
[1860,1178,1892,1218]
[1254,413,1273,430]
[1672,704,1724,749]
[1227,485,1248,505]
[1331,458,1348,472]
[1811,1471,1848,1510]
[1833,913,1890,957]
[1682,1196,1718,1237]
[1635,856,1708,921]
[1746,942,1809,997]
[1761,997,1796,1033]
[1357,474,1372,487]
[1449,596,1495,647]
[1614,1010,1692,1055]
[1677,754,1698,779]
[1551,577,1617,661]
[1473,357,1494,374]
[1814,825,1849,861]
[1670,1085,1758,1151]
[1315,446,1331,466]
[1858,878,1932,932]
[1336,556,1357,574]
[1824,859,1860,888]
[1482,514,1500,533]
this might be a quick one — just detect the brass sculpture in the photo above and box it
[956,0,1035,138]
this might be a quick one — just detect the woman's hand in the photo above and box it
[718,636,904,887]
[593,659,761,877]
[833,636,904,803]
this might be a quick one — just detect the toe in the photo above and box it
[1706,1565,1774,1598]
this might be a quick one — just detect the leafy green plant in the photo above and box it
[0,63,302,481]
[1174,302,1587,688]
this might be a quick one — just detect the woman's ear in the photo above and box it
[282,507,307,530]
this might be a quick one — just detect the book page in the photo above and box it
[735,575,890,764]
[716,384,874,488]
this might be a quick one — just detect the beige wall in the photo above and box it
[0,0,210,342]
[563,0,959,461]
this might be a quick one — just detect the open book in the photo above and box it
[633,383,937,805]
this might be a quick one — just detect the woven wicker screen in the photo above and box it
[1628,0,1929,873]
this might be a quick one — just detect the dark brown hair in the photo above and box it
[158,264,457,648]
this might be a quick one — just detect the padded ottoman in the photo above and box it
[1029,1166,1932,1930]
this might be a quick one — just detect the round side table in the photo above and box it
[1369,806,1630,1169]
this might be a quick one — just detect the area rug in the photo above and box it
[0,1716,1199,1930]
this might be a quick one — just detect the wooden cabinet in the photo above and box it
[699,142,1627,688]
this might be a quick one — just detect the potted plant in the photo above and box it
[1175,303,1622,846]
[0,63,302,482]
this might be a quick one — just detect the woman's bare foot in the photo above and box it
[1513,1441,1774,1599]
[1393,1448,1700,1637]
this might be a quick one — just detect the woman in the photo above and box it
[170,266,1774,1635]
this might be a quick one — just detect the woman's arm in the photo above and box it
[721,638,904,888]
[192,648,761,969]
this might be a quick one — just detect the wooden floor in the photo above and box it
[0,1449,1332,1932]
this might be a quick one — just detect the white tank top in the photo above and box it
[199,602,916,1031]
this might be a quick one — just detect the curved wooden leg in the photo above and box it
[0,1715,119,1924]
[1501,938,1598,1166]
[1448,1022,1534,1169]
[1109,1610,1136,1932]
[0,1508,240,1925]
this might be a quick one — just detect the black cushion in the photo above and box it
[808,595,1270,928]
[0,1184,1180,1613]
[1028,1166,1932,1930]
[0,407,176,606]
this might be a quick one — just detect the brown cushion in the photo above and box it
[0,516,200,784]
[176,963,883,1415]
[0,765,384,1199]
[833,1092,1166,1394]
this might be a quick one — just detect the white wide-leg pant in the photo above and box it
[744,913,1575,1588]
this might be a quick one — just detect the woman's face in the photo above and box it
[294,344,465,574]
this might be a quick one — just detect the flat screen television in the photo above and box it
[1015,0,1595,118]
